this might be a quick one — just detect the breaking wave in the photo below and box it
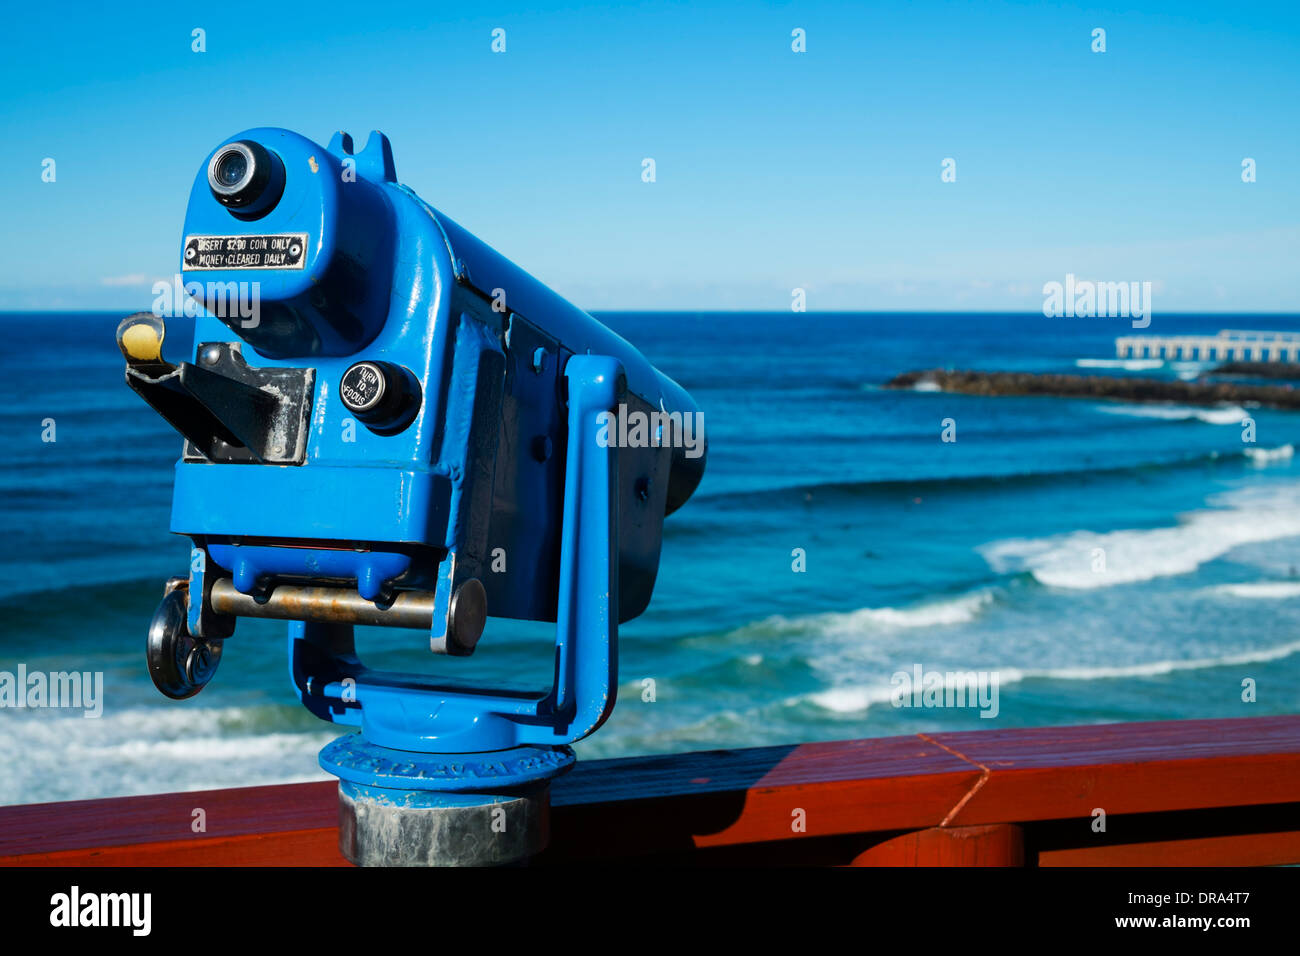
[735,590,995,639]
[799,639,1300,714]
[1076,358,1165,371]
[1094,403,1248,425]
[979,486,1300,589]
[1245,444,1294,465]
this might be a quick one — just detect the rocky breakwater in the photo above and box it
[1212,361,1300,380]
[885,369,1300,410]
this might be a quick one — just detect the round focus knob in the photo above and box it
[339,361,421,433]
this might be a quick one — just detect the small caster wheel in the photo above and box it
[147,581,223,699]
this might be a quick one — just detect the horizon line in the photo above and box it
[2,308,1299,317]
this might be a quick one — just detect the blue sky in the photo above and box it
[2,0,1297,312]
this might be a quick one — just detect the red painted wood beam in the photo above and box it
[0,716,1296,866]
[851,825,1025,866]
[1039,830,1300,867]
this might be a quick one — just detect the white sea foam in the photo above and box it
[1095,403,1248,425]
[1076,358,1165,371]
[1024,639,1300,678]
[805,685,897,713]
[730,591,994,642]
[0,705,334,806]
[1211,581,1300,599]
[1245,444,1294,465]
[980,486,1300,589]
[911,380,942,392]
[76,731,326,763]
[799,591,994,635]
[798,640,1300,714]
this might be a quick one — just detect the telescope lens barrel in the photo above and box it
[207,140,283,216]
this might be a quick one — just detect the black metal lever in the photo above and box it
[116,313,315,464]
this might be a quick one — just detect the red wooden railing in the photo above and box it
[2,716,1298,866]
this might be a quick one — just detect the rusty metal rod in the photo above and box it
[209,578,435,629]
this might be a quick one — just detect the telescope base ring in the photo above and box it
[320,736,575,866]
[338,781,549,867]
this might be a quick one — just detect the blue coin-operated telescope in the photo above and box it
[117,127,705,865]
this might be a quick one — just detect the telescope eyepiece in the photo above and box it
[214,149,248,188]
[207,140,284,217]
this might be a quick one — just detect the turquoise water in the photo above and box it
[3,310,1300,804]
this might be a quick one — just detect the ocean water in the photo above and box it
[3,310,1300,805]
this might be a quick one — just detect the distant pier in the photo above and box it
[1115,329,1300,362]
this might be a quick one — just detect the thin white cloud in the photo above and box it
[100,274,149,287]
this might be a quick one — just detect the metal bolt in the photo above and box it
[448,578,487,653]
[201,345,221,366]
[186,644,214,683]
